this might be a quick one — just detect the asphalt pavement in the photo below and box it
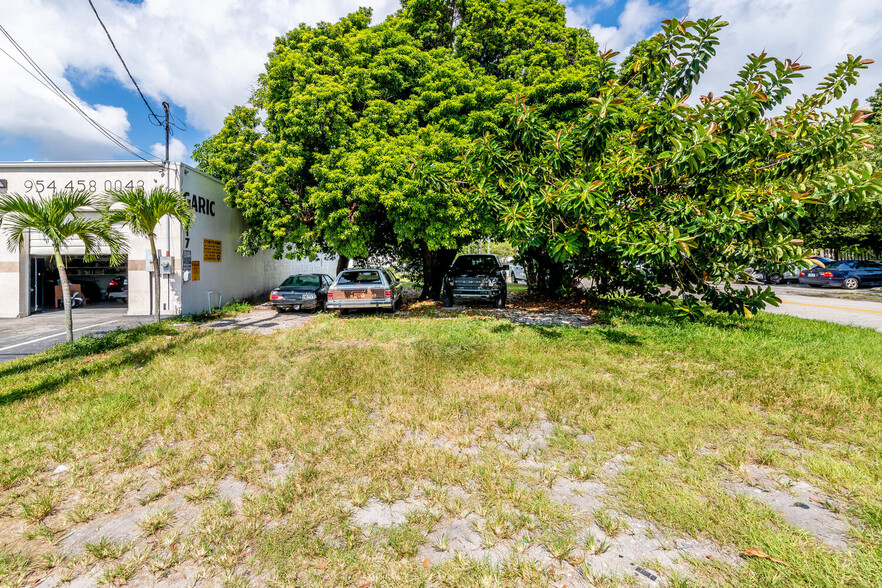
[760,283,882,332]
[0,304,155,363]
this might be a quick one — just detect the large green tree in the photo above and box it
[466,18,882,317]
[194,1,601,298]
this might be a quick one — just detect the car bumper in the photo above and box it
[798,277,843,287]
[269,299,319,309]
[450,288,503,299]
[326,299,394,309]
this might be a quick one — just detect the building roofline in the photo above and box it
[0,160,165,169]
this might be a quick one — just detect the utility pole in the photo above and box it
[162,101,170,169]
[162,101,171,313]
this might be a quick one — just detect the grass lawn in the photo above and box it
[0,300,880,587]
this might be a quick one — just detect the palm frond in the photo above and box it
[0,190,126,257]
[104,187,195,236]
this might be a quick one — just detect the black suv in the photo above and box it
[442,254,508,308]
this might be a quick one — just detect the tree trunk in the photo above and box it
[419,242,457,300]
[150,236,161,324]
[54,249,74,343]
[335,255,349,276]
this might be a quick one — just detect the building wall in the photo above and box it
[0,161,336,318]
[176,165,338,314]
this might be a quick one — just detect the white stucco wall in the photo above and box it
[176,165,337,314]
[0,161,337,318]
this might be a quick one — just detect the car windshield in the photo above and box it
[823,261,853,269]
[451,256,498,272]
[281,275,320,287]
[337,270,383,285]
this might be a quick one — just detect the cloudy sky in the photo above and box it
[0,0,880,164]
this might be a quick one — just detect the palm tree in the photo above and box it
[103,187,194,324]
[0,190,126,342]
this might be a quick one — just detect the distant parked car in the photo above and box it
[442,254,508,308]
[753,256,837,284]
[326,268,403,315]
[107,277,128,304]
[269,274,334,312]
[798,260,882,289]
[509,264,527,284]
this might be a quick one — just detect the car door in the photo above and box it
[388,269,402,301]
[856,261,882,284]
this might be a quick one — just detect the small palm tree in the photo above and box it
[104,187,194,324]
[0,190,126,342]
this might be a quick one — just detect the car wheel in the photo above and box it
[339,308,349,317]
[275,306,286,313]
[842,277,860,290]
[495,294,506,309]
[767,273,783,285]
[442,292,453,307]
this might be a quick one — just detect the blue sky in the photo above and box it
[0,0,879,165]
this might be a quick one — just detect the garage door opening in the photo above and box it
[29,255,128,314]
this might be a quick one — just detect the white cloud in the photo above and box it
[150,137,187,162]
[0,0,400,160]
[566,0,882,109]
[686,0,882,109]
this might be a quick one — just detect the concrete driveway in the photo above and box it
[0,304,155,363]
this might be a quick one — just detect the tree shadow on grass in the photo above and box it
[0,324,171,382]
[0,327,208,407]
[598,329,642,345]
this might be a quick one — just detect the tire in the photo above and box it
[275,306,286,313]
[339,308,349,317]
[442,292,453,307]
[495,294,506,309]
[842,277,860,290]
[767,273,783,285]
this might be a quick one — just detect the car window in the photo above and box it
[451,256,498,272]
[856,261,882,269]
[386,269,398,283]
[337,270,383,285]
[281,275,320,287]
[824,261,853,270]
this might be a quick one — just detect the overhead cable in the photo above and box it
[0,24,162,166]
[87,0,162,126]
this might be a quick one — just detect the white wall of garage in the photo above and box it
[0,161,337,318]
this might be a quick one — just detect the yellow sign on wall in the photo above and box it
[203,239,222,262]
[191,261,200,281]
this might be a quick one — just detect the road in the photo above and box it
[761,284,882,332]
[0,304,155,363]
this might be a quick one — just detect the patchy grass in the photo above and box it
[0,299,880,586]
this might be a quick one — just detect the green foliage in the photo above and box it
[0,190,126,264]
[103,187,194,238]
[0,190,128,341]
[466,18,882,314]
[799,83,882,253]
[103,186,195,323]
[194,1,602,297]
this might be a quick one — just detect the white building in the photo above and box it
[0,161,337,318]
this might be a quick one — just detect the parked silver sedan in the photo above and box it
[326,268,403,315]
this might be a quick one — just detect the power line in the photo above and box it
[87,0,162,125]
[0,24,162,166]
[0,43,155,160]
